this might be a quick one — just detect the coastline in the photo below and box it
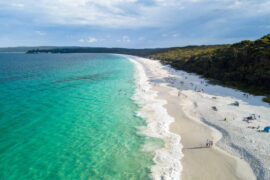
[123,54,267,180]
[128,57,183,179]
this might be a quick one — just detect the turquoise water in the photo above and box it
[0,53,154,179]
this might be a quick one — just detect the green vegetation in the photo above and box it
[148,34,270,103]
[25,34,270,103]
[0,46,61,52]
[263,96,270,103]
[26,47,168,56]
[148,45,228,64]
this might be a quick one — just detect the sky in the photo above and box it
[0,0,270,48]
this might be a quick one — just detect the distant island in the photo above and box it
[24,34,270,103]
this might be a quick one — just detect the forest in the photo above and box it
[148,34,270,103]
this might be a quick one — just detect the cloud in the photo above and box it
[116,35,131,43]
[228,0,242,9]
[1,0,185,28]
[2,0,270,29]
[138,37,145,41]
[35,31,46,36]
[162,34,168,37]
[78,39,85,43]
[1,0,270,47]
[122,35,131,42]
[11,3,24,8]
[88,37,97,43]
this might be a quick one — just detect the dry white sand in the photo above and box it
[124,55,269,180]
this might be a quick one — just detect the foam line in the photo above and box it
[127,56,183,180]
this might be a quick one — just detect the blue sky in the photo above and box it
[0,0,270,48]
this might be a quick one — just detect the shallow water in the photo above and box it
[0,53,155,180]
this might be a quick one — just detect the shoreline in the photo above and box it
[123,55,267,179]
[128,57,183,179]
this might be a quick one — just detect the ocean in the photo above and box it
[0,53,157,179]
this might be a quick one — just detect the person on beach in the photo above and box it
[206,139,213,148]
[206,139,209,147]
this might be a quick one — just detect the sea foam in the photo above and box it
[127,56,183,180]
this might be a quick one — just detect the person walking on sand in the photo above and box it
[206,139,209,147]
[210,140,213,147]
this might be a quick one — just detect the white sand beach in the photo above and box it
[125,55,270,180]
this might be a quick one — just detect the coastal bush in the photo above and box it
[263,96,270,103]
[148,34,270,103]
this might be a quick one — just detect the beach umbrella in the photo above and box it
[264,126,270,133]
